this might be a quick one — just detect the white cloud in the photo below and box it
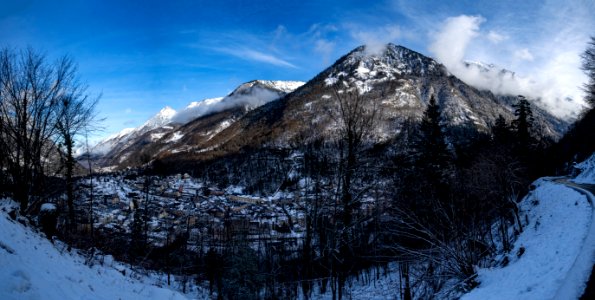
[349,24,402,55]
[171,87,285,124]
[514,48,534,61]
[216,47,297,68]
[487,30,508,44]
[124,108,133,114]
[428,12,591,119]
[429,15,484,71]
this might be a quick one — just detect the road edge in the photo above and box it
[553,182,595,300]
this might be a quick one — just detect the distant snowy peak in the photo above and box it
[86,107,177,156]
[90,80,304,158]
[139,106,177,131]
[107,127,136,141]
[253,80,305,93]
[186,97,225,109]
[114,106,177,144]
[221,80,304,111]
[172,80,304,124]
[229,80,305,97]
[89,127,136,156]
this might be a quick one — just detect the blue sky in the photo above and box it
[0,0,593,142]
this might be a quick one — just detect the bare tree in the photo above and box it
[0,48,62,210]
[331,84,377,228]
[0,47,98,214]
[328,79,378,298]
[54,67,99,228]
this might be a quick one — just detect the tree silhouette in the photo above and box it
[512,95,534,152]
[418,95,451,188]
[581,36,595,107]
[55,74,99,229]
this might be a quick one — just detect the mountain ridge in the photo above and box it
[88,43,568,170]
[85,80,305,168]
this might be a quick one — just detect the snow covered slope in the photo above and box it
[0,201,191,300]
[88,127,136,156]
[139,106,177,132]
[171,80,305,124]
[89,107,176,157]
[574,153,595,184]
[463,176,594,300]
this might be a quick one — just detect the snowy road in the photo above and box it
[551,179,595,300]
[463,178,594,300]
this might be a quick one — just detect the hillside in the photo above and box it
[0,201,207,300]
[87,80,304,169]
[463,177,594,300]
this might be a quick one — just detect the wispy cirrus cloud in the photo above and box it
[215,47,298,69]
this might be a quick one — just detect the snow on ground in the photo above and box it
[166,131,184,143]
[463,179,592,300]
[574,153,595,184]
[300,263,401,300]
[150,132,167,141]
[0,200,195,300]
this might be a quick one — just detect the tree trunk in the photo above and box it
[65,135,76,230]
[401,262,412,300]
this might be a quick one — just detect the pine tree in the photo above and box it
[492,114,512,144]
[512,95,534,151]
[418,95,451,183]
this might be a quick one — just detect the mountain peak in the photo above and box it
[230,80,305,97]
[139,106,177,132]
[323,43,443,91]
[157,106,176,117]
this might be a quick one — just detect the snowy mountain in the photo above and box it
[89,107,176,157]
[89,127,136,156]
[140,106,177,131]
[463,60,515,76]
[313,44,564,135]
[87,80,304,168]
[172,97,224,124]
[171,80,305,124]
[175,43,566,155]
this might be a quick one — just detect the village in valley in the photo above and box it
[70,173,301,250]
[64,168,330,258]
